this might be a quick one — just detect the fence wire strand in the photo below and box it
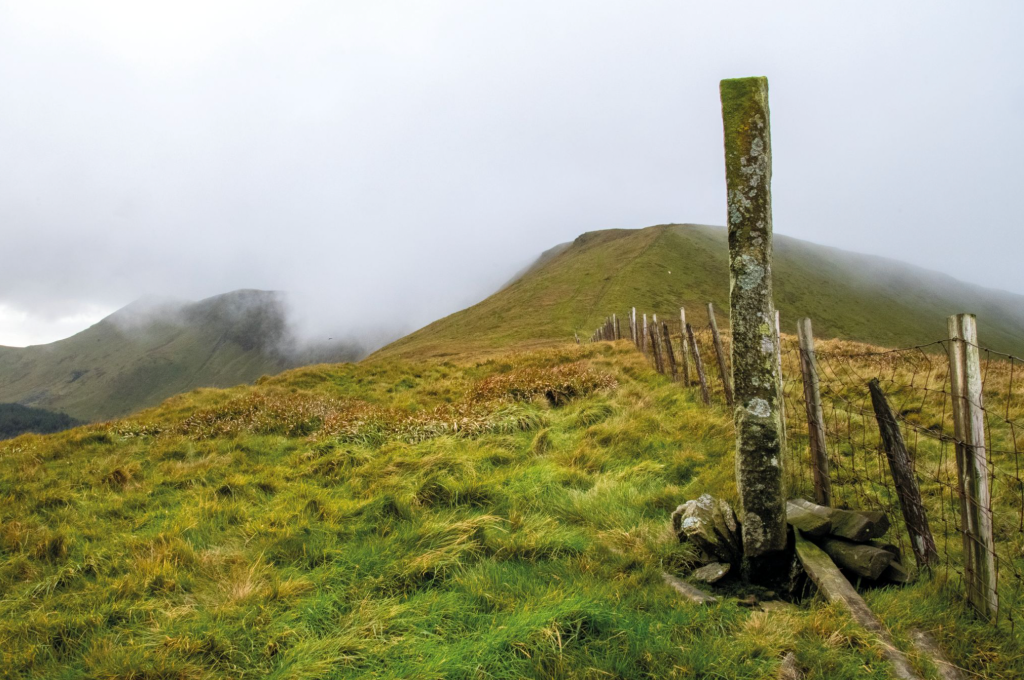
[592,311,1024,627]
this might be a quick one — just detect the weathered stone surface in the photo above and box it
[883,560,911,584]
[868,540,902,563]
[720,76,787,571]
[692,562,731,584]
[661,571,717,605]
[671,494,742,566]
[794,534,923,680]
[821,538,895,580]
[789,498,888,542]
[786,500,831,538]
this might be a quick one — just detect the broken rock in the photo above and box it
[692,561,731,584]
[671,494,742,565]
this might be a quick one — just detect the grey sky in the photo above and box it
[2,1,1021,347]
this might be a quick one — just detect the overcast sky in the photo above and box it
[1,1,1022,347]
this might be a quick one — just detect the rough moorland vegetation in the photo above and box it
[1,343,1021,679]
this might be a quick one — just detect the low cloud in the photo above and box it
[2,2,1022,348]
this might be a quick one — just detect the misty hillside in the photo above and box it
[0,290,364,423]
[374,224,1024,361]
[0,402,83,440]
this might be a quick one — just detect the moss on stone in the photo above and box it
[720,76,787,572]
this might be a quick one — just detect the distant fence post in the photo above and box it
[662,321,678,381]
[797,318,832,506]
[948,313,998,620]
[650,314,665,374]
[707,302,735,406]
[679,308,693,386]
[721,75,787,577]
[868,378,939,570]
[686,323,711,405]
[775,310,787,444]
[574,330,580,345]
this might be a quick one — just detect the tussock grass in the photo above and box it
[0,342,1020,678]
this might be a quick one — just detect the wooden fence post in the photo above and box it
[662,321,678,381]
[686,323,711,405]
[775,310,787,441]
[868,379,939,570]
[650,314,665,374]
[721,75,787,577]
[948,313,998,619]
[642,314,648,354]
[797,318,832,507]
[574,330,580,345]
[631,307,638,346]
[614,314,621,341]
[679,308,693,386]
[707,303,735,406]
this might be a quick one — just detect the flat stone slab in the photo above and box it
[789,498,889,542]
[661,571,718,605]
[692,561,731,584]
[794,533,921,680]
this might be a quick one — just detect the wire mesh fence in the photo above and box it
[588,309,1024,626]
[778,335,1023,627]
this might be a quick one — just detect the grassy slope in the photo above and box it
[0,291,362,423]
[0,342,1019,679]
[0,403,82,440]
[373,224,1024,361]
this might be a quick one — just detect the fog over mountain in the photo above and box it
[1,2,1022,348]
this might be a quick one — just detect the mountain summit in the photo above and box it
[374,224,1024,361]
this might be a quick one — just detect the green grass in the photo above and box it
[372,224,1024,362]
[1,342,1020,678]
[0,290,362,423]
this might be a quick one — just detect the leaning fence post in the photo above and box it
[948,313,998,620]
[868,378,939,570]
[707,303,735,406]
[797,318,832,507]
[662,321,678,381]
[686,323,711,405]
[721,75,787,578]
[679,308,693,386]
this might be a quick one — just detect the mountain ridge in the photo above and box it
[372,223,1024,361]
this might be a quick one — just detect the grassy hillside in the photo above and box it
[0,403,82,440]
[1,341,1018,679]
[0,290,363,423]
[373,224,1024,361]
